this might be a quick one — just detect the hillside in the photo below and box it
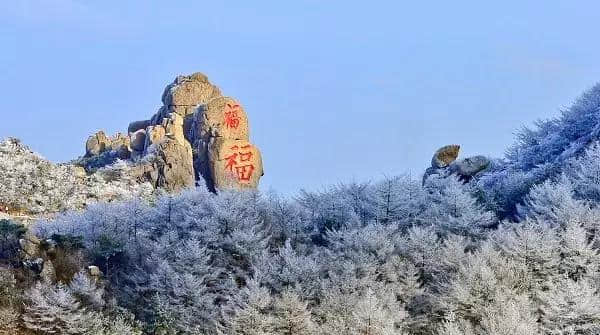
[2,82,600,334]
[0,137,154,220]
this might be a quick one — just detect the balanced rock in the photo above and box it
[424,145,490,184]
[431,144,460,168]
[150,73,223,125]
[209,138,263,189]
[163,72,221,107]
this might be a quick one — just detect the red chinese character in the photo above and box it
[239,145,253,162]
[224,152,238,172]
[224,103,241,129]
[235,165,255,182]
[224,145,255,183]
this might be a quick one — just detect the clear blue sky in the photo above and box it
[2,1,600,194]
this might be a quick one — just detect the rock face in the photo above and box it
[209,139,263,190]
[424,145,490,184]
[82,72,264,192]
[149,138,195,192]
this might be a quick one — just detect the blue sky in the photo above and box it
[2,1,600,194]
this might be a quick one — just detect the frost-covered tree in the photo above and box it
[271,290,315,335]
[219,278,274,335]
[145,238,218,333]
[538,276,600,334]
[0,269,20,335]
[436,243,529,329]
[373,175,424,225]
[264,240,321,300]
[477,294,539,335]
[491,221,560,293]
[0,137,153,215]
[423,175,495,237]
[558,218,600,281]
[352,288,405,335]
[69,271,105,311]
[23,282,89,334]
[565,142,600,202]
[266,192,312,247]
[477,83,600,217]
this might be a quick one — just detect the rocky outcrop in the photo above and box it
[82,72,264,192]
[424,145,490,184]
[448,155,490,178]
[85,131,111,157]
[85,131,132,160]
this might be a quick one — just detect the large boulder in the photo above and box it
[85,131,111,157]
[431,144,460,168]
[449,155,490,180]
[85,131,131,160]
[162,72,221,108]
[209,138,263,190]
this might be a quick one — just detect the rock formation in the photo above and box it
[424,144,490,184]
[431,144,460,168]
[82,72,264,192]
